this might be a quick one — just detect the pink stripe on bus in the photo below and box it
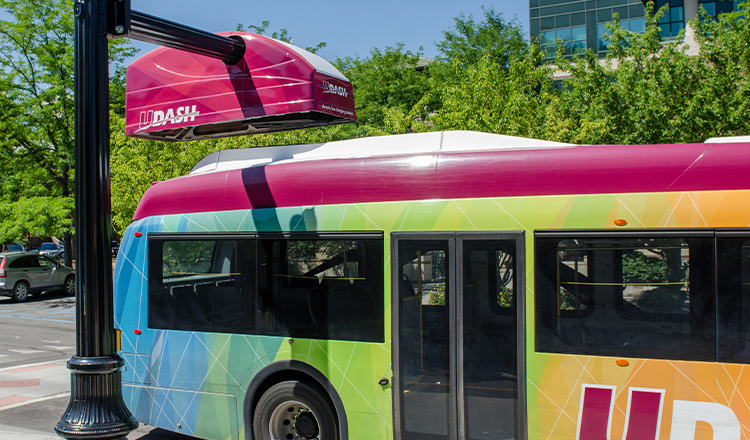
[133,142,750,220]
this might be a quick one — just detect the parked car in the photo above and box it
[38,242,62,259]
[112,240,119,258]
[6,244,23,252]
[0,252,75,302]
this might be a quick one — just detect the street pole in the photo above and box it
[56,2,245,439]
[55,1,138,438]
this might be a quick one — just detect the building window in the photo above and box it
[598,18,647,52]
[656,1,684,39]
[541,25,586,60]
[699,0,736,20]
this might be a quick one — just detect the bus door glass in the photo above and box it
[459,236,521,440]
[395,237,454,440]
[393,232,524,440]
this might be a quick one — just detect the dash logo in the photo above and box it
[139,105,199,129]
[322,81,349,98]
[576,384,740,440]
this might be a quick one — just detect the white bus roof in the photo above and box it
[705,136,750,143]
[190,131,572,175]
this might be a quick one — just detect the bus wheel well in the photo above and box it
[243,360,348,440]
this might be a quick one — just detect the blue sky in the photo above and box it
[129,1,529,63]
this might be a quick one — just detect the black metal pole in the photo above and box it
[56,1,244,438]
[56,1,138,438]
[130,10,245,64]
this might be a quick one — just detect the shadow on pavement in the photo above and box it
[0,291,74,306]
[128,426,199,439]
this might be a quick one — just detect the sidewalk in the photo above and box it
[0,360,70,409]
[0,360,180,440]
[0,360,70,440]
[0,423,60,440]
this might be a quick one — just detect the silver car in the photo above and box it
[0,252,75,302]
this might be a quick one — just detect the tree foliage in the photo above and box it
[334,43,432,129]
[4,2,750,239]
[236,20,327,54]
[548,4,747,144]
[435,7,528,72]
[429,47,554,138]
[0,0,134,260]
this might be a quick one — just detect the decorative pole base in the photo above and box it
[55,356,138,440]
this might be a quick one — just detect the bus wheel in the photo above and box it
[254,380,337,440]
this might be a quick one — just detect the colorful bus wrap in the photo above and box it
[114,131,750,440]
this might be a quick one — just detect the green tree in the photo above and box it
[691,1,750,137]
[236,20,327,54]
[549,2,750,144]
[434,7,528,74]
[334,43,433,130]
[0,0,135,263]
[380,8,535,134]
[429,46,555,138]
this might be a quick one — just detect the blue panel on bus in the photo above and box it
[123,384,238,440]
[122,353,151,385]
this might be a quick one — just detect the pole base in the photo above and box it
[55,355,138,440]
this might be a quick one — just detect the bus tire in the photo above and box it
[253,380,338,440]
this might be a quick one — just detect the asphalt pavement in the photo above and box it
[0,293,194,440]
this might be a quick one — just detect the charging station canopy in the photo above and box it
[125,31,356,141]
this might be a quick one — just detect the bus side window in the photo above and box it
[717,234,750,363]
[148,238,255,334]
[260,237,384,343]
[256,240,276,331]
[535,233,715,362]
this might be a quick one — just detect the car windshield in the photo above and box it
[41,243,57,250]
[7,244,22,251]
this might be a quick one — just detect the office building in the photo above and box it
[530,0,740,61]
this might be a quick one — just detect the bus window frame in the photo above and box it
[147,231,385,342]
[534,229,716,362]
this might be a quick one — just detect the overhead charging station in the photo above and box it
[125,32,356,141]
[56,1,356,439]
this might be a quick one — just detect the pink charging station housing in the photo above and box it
[124,32,356,141]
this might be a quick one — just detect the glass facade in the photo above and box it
[598,17,646,51]
[698,0,737,19]
[655,0,685,38]
[530,0,737,61]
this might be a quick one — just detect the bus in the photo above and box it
[114,130,750,440]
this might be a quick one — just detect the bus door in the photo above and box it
[392,232,526,440]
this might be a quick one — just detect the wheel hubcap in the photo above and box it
[15,285,27,300]
[269,400,320,440]
[66,279,75,294]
